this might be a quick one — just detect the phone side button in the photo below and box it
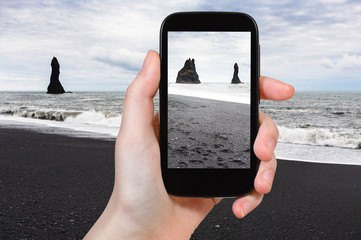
[258,44,261,104]
[259,44,261,77]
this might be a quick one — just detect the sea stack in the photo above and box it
[231,63,241,84]
[47,57,65,94]
[176,58,201,84]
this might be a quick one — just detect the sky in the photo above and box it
[1,0,361,91]
[168,32,250,83]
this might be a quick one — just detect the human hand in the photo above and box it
[84,50,295,239]
[232,76,295,218]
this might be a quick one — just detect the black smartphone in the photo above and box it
[159,12,260,197]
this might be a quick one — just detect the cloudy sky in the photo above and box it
[1,0,361,91]
[168,32,250,83]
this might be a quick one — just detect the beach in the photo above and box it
[0,127,115,239]
[193,160,361,239]
[168,94,250,168]
[1,88,360,239]
[1,127,361,239]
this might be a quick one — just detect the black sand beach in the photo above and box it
[1,127,361,239]
[0,128,361,239]
[168,94,250,168]
[0,127,115,239]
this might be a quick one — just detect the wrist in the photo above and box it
[84,193,193,240]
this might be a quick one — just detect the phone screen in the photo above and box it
[168,31,251,169]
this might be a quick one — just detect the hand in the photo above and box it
[232,76,295,218]
[84,50,295,239]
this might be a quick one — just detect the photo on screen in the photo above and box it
[168,31,251,169]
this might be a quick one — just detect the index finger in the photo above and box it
[260,76,295,101]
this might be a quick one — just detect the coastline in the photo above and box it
[275,142,361,166]
[1,90,360,166]
[1,127,361,239]
[168,82,250,104]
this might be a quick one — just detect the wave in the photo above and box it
[278,126,361,149]
[331,111,345,115]
[0,108,121,128]
[1,108,81,121]
[262,108,321,114]
[65,111,121,128]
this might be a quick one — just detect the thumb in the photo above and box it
[119,50,160,137]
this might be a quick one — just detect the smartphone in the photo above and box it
[159,12,260,197]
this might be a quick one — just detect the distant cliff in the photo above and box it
[176,58,201,84]
[47,57,65,94]
[231,63,241,84]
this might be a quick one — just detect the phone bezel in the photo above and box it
[159,12,259,197]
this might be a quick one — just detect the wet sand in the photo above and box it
[168,94,250,168]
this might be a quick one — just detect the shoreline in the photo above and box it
[0,116,117,140]
[1,113,360,166]
[168,82,250,104]
[1,127,361,238]
[275,142,361,166]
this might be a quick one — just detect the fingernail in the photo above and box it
[141,51,152,71]
[242,202,252,218]
[262,170,273,190]
[267,139,275,160]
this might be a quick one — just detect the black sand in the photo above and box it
[1,127,361,239]
[0,127,115,239]
[168,94,250,168]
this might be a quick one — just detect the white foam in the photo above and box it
[64,110,121,128]
[276,142,361,165]
[4,108,80,121]
[168,82,250,104]
[278,126,361,149]
[0,113,120,138]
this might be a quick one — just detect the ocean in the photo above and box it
[0,88,360,165]
[0,92,127,138]
[261,91,361,165]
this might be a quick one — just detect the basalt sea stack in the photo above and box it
[231,63,241,84]
[176,58,201,84]
[47,57,65,94]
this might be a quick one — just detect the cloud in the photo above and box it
[320,0,348,3]
[0,71,48,91]
[0,0,361,91]
[253,1,361,88]
[91,47,144,71]
[320,54,361,70]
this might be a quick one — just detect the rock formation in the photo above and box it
[47,57,65,94]
[231,63,241,84]
[176,58,200,84]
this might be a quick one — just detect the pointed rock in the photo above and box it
[47,57,65,94]
[231,63,241,84]
[176,58,201,84]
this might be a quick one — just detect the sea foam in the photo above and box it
[1,108,80,121]
[278,126,361,149]
[64,110,121,128]
[0,108,121,137]
[168,82,250,104]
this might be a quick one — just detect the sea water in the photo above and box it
[0,91,128,138]
[0,87,360,164]
[261,90,361,165]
